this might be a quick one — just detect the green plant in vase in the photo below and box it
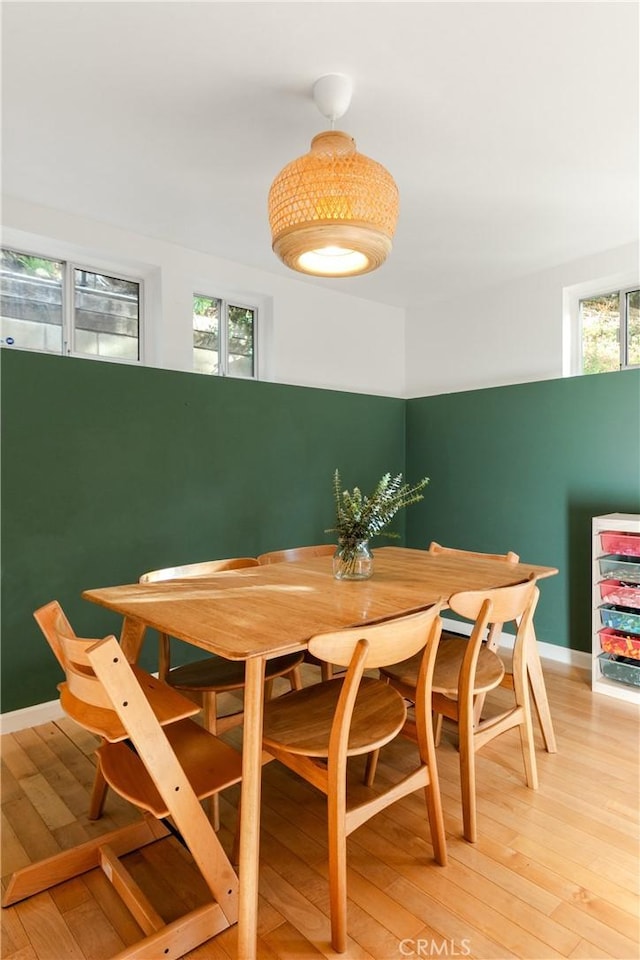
[327,469,429,580]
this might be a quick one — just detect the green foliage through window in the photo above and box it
[580,288,639,374]
[193,294,255,379]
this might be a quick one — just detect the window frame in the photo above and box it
[192,291,259,380]
[1,244,145,365]
[619,287,639,369]
[578,285,639,374]
[69,260,144,364]
[563,273,640,377]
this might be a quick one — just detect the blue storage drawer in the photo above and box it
[599,605,640,635]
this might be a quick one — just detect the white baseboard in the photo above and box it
[1,698,65,735]
[0,631,590,735]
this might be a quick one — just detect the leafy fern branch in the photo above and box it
[326,469,429,550]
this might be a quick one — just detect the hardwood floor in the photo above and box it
[1,661,639,959]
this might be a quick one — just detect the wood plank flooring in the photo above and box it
[1,661,639,959]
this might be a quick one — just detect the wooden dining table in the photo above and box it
[83,545,558,959]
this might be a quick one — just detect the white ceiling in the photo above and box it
[2,1,638,309]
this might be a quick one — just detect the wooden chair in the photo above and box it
[380,577,540,843]
[258,544,337,681]
[4,606,243,960]
[140,556,305,829]
[427,541,555,748]
[429,541,519,728]
[261,601,447,954]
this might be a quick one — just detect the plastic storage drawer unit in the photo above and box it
[599,606,640,635]
[599,627,640,660]
[598,556,640,584]
[598,653,640,687]
[599,580,640,609]
[600,532,640,557]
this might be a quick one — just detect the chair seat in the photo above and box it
[167,651,304,693]
[98,718,244,817]
[59,664,201,742]
[381,633,505,699]
[263,676,406,757]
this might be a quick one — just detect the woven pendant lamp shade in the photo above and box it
[268,130,399,277]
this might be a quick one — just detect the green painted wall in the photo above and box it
[1,350,405,712]
[2,351,639,713]
[406,369,640,652]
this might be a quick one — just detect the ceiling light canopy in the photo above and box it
[268,74,399,278]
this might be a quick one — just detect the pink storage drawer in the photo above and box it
[599,627,640,661]
[599,580,640,609]
[599,531,640,557]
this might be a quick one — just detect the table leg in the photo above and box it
[527,627,557,754]
[237,655,266,960]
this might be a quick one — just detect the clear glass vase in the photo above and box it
[333,540,374,580]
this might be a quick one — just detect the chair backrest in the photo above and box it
[34,600,132,736]
[33,600,198,741]
[449,577,538,626]
[33,600,77,673]
[447,578,539,701]
[308,602,446,672]
[428,541,520,647]
[428,541,519,564]
[140,556,259,583]
[309,603,445,765]
[257,544,335,565]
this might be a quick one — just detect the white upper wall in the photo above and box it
[1,196,406,398]
[3,197,637,401]
[405,242,640,398]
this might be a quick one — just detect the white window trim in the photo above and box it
[1,228,151,365]
[69,260,144,364]
[562,271,639,377]
[193,292,259,380]
[192,279,271,381]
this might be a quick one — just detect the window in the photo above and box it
[579,287,639,374]
[193,294,256,379]
[0,247,142,362]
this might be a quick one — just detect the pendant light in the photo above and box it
[268,74,399,278]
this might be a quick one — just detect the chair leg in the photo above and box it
[88,764,109,820]
[321,662,335,682]
[289,664,303,691]
[472,692,486,726]
[363,749,380,787]
[264,678,274,701]
[327,771,348,953]
[2,817,169,906]
[512,643,539,791]
[231,796,241,867]
[459,718,477,843]
[527,645,557,753]
[433,711,444,748]
[416,728,447,865]
[517,714,538,791]
[414,680,448,866]
[157,632,170,681]
[202,692,221,832]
